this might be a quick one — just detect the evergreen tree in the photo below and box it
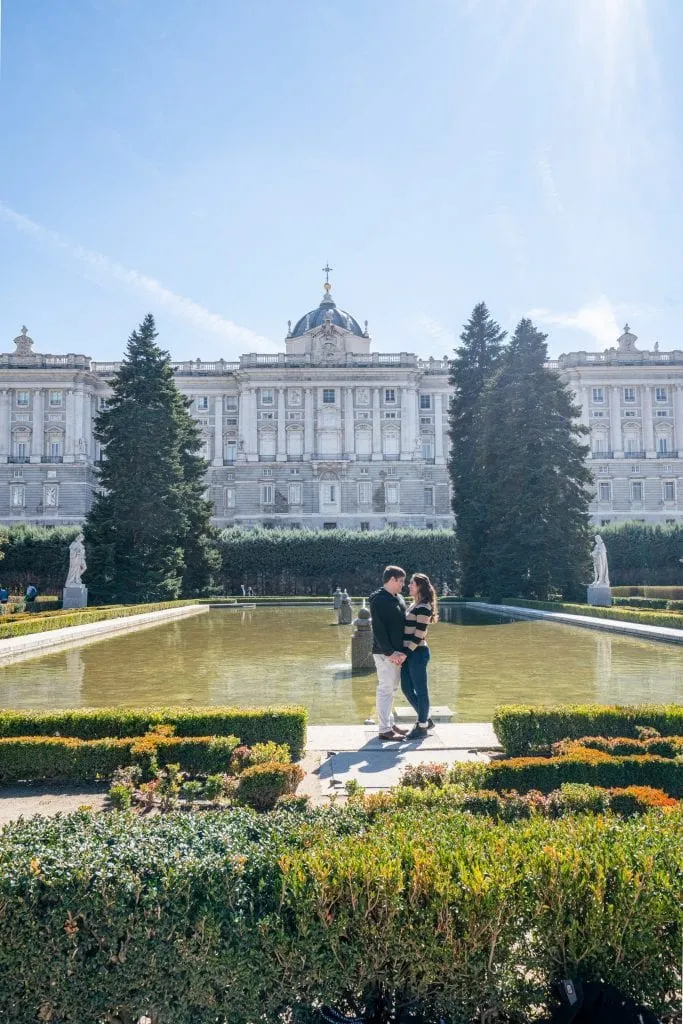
[83,314,216,603]
[476,318,592,601]
[448,303,506,596]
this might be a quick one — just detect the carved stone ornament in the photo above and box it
[13,326,34,356]
[356,387,370,405]
[288,388,302,407]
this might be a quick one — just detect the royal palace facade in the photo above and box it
[0,283,681,529]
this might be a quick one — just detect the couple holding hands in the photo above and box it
[369,565,438,742]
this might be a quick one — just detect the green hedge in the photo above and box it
[453,751,683,797]
[493,703,683,755]
[0,807,678,1023]
[217,526,456,595]
[600,522,683,586]
[613,596,670,609]
[0,524,80,594]
[0,706,307,758]
[0,599,200,640]
[0,734,243,784]
[502,597,683,629]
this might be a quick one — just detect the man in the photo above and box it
[369,565,408,741]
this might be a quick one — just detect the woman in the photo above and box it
[401,572,438,740]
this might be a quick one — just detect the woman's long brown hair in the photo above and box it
[411,573,439,622]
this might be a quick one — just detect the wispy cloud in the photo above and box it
[528,296,622,350]
[0,200,276,352]
[414,315,456,352]
[537,149,564,214]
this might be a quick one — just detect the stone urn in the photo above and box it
[351,606,374,671]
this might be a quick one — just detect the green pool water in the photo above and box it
[0,605,681,723]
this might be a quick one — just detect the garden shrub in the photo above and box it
[449,750,683,797]
[501,597,683,629]
[0,599,200,640]
[1,806,678,1023]
[236,760,305,810]
[0,706,307,758]
[552,735,683,759]
[399,762,448,789]
[613,596,669,609]
[493,703,683,755]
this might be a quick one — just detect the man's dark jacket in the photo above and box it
[369,587,406,655]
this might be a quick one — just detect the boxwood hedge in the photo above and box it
[493,703,683,756]
[0,806,679,1023]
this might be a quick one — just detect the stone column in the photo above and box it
[30,389,43,461]
[577,385,590,431]
[372,387,382,460]
[401,386,416,460]
[247,389,259,461]
[0,391,10,461]
[237,389,247,461]
[344,387,355,457]
[304,388,314,459]
[642,385,656,457]
[277,387,286,461]
[674,385,683,454]
[434,392,445,463]
[64,389,75,462]
[609,387,622,457]
[74,388,85,460]
[213,394,223,466]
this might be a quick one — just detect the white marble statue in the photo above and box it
[65,533,87,587]
[591,534,610,587]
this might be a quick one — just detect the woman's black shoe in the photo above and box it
[406,724,429,741]
[427,718,435,730]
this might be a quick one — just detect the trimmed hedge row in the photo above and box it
[493,703,683,755]
[0,733,243,783]
[0,807,679,1023]
[553,735,683,758]
[0,706,307,758]
[0,599,200,640]
[502,597,683,629]
[451,749,683,797]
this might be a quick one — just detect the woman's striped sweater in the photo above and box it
[403,602,432,651]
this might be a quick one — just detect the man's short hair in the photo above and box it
[383,565,406,583]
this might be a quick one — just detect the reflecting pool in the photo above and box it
[0,605,681,723]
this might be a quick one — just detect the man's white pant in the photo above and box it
[373,653,401,733]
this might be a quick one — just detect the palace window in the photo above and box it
[656,410,669,417]
[16,392,29,407]
[43,484,59,508]
[322,389,336,404]
[623,387,636,403]
[323,522,337,530]
[657,437,669,454]
[420,394,431,409]
[420,416,433,426]
[385,482,399,505]
[624,411,636,417]
[196,396,209,411]
[630,481,643,502]
[321,483,337,504]
[261,484,274,505]
[10,484,24,507]
[49,391,63,407]
[225,441,237,463]
[385,389,396,403]
[225,395,238,410]
[288,482,302,506]
[422,440,434,460]
[50,440,62,459]
[663,481,676,502]
[358,481,372,504]
[592,411,605,418]
[261,389,274,406]
[424,486,435,507]
[592,388,604,403]
[262,467,273,476]
[598,482,611,502]
[225,487,235,508]
[360,521,370,531]
[655,387,667,402]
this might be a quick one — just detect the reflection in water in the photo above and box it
[0,606,680,723]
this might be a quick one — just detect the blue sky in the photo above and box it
[1,0,682,362]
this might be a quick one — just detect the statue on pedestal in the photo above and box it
[587,534,611,606]
[63,533,88,609]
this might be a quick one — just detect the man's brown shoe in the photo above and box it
[392,724,409,736]
[378,730,403,741]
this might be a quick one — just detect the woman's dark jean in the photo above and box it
[400,646,431,724]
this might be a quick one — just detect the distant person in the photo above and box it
[25,584,38,609]
[369,566,408,742]
[401,573,438,740]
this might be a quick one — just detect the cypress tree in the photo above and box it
[477,318,592,601]
[448,302,506,596]
[83,314,216,603]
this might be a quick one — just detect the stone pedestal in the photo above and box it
[587,583,612,607]
[351,607,374,671]
[338,598,353,625]
[62,584,88,610]
[332,588,343,610]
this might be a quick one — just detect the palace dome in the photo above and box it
[289,284,366,338]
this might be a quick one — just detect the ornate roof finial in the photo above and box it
[322,262,333,285]
[13,326,34,355]
[624,323,630,334]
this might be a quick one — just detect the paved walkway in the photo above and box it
[470,600,683,644]
[0,723,500,821]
